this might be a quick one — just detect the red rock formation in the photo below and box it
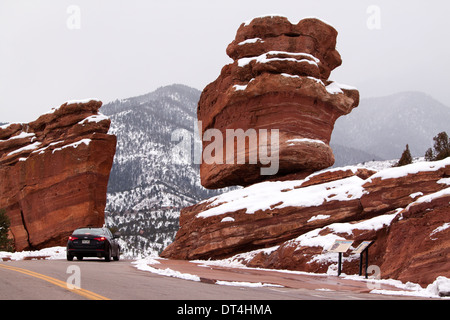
[198,16,359,189]
[381,190,450,286]
[0,100,116,251]
[162,15,449,288]
[161,158,450,286]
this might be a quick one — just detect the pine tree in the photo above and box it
[425,148,434,161]
[395,144,413,167]
[433,131,450,161]
[425,131,450,161]
[0,209,14,252]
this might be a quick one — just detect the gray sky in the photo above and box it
[1,0,450,123]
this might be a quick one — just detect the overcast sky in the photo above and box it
[1,0,450,123]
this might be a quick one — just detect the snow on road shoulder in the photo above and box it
[2,246,449,298]
[132,256,200,282]
[0,246,66,260]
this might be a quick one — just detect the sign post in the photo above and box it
[327,240,354,276]
[351,241,374,279]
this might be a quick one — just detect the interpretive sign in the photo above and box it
[352,241,373,254]
[327,240,354,276]
[327,240,353,253]
[352,240,374,278]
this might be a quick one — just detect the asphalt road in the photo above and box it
[0,259,426,301]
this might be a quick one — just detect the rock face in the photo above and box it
[161,158,450,286]
[0,100,116,251]
[198,16,359,189]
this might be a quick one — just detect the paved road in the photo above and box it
[0,259,425,301]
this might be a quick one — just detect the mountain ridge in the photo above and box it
[331,91,450,159]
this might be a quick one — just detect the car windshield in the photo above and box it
[73,228,105,236]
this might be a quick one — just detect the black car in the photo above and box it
[67,227,120,262]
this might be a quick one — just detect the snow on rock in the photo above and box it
[237,51,320,68]
[78,113,109,124]
[163,158,450,287]
[367,157,450,182]
[197,175,365,219]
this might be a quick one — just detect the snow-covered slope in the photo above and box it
[100,84,224,256]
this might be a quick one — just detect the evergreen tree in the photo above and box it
[433,131,450,161]
[425,131,450,161]
[394,144,413,167]
[0,209,14,252]
[425,147,434,161]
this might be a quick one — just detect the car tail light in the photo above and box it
[68,236,78,241]
[94,237,106,241]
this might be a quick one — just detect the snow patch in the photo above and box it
[196,176,366,219]
[324,81,357,95]
[286,138,326,146]
[405,187,450,209]
[7,141,41,156]
[238,38,263,46]
[64,98,101,105]
[438,177,450,185]
[215,280,283,288]
[430,223,450,240]
[51,139,91,154]
[79,114,109,124]
[1,131,35,141]
[132,256,201,282]
[233,84,248,91]
[281,73,300,79]
[409,192,423,199]
[326,212,398,235]
[367,157,450,182]
[0,246,66,261]
[238,51,320,68]
[307,215,331,222]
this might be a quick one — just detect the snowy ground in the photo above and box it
[1,246,449,299]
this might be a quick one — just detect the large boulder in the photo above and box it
[197,16,359,189]
[0,100,116,251]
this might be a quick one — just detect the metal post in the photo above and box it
[338,252,342,276]
[364,248,369,279]
[359,253,363,276]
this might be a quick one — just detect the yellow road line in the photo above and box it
[0,263,110,300]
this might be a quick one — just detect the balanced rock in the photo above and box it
[0,100,116,251]
[198,16,360,189]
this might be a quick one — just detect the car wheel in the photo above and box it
[77,256,83,261]
[113,247,120,261]
[105,247,111,262]
[67,253,73,261]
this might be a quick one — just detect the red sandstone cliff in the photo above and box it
[161,158,450,286]
[0,100,116,251]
